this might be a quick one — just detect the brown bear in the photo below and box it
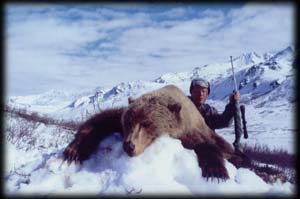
[63,85,248,181]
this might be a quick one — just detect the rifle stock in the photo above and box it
[232,93,243,151]
[230,56,243,152]
[240,105,248,139]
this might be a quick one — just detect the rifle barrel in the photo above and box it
[230,56,238,91]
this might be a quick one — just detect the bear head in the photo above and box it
[122,95,182,156]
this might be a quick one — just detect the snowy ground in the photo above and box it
[4,98,296,196]
[5,135,294,196]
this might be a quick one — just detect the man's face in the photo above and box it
[191,85,209,105]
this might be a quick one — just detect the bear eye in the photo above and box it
[141,121,151,128]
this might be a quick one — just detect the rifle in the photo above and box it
[230,56,248,153]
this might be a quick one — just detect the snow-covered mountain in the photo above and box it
[210,57,293,102]
[7,46,294,120]
[234,51,264,66]
[4,46,296,196]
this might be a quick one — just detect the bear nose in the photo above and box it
[124,141,135,155]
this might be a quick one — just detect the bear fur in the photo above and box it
[63,85,248,181]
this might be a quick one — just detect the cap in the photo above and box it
[190,78,210,95]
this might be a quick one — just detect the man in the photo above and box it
[189,78,240,130]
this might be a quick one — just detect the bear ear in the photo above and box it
[128,96,136,104]
[168,102,181,114]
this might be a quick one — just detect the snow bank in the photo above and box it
[5,135,294,196]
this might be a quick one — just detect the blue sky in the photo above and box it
[5,3,294,96]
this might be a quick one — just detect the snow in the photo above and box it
[4,46,296,196]
[4,135,294,196]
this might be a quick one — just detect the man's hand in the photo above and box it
[230,91,240,103]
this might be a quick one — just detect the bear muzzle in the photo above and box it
[123,141,136,156]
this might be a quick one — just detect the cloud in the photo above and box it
[217,3,294,54]
[200,8,225,18]
[158,7,187,18]
[5,3,294,96]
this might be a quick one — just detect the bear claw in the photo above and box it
[202,166,229,182]
[63,142,83,164]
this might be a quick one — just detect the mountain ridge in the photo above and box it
[7,45,295,121]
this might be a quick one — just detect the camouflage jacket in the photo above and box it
[188,96,235,130]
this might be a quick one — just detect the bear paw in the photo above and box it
[201,164,229,182]
[63,141,84,164]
